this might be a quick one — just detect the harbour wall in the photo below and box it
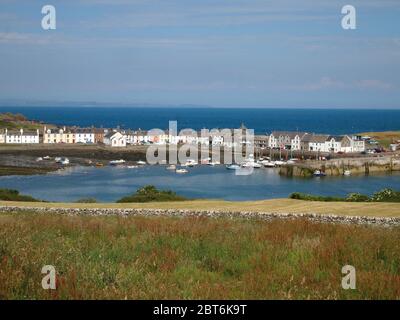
[279,156,400,177]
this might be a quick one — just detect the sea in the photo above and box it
[0,106,399,202]
[0,107,399,134]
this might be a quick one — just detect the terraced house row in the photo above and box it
[0,126,366,153]
[268,131,365,153]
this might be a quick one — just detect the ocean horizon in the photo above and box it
[1,106,399,135]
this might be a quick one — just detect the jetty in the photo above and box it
[279,155,400,177]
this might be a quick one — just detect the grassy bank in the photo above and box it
[0,165,57,176]
[0,211,399,299]
[359,131,400,148]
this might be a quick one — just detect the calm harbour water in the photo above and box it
[0,107,399,201]
[0,165,399,202]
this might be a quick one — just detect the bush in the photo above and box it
[116,185,188,203]
[289,192,344,202]
[290,189,400,203]
[75,198,98,203]
[0,188,41,202]
[346,193,370,202]
[371,188,400,202]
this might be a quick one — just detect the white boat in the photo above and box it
[166,165,176,170]
[175,168,188,174]
[344,170,351,176]
[226,164,240,170]
[60,158,70,165]
[109,159,126,165]
[207,161,220,166]
[313,170,326,177]
[36,157,43,162]
[54,157,62,163]
[263,161,276,168]
[274,160,286,166]
[242,162,261,168]
[43,156,51,160]
[136,161,146,165]
[127,165,139,169]
[185,159,198,167]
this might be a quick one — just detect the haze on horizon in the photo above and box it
[0,0,399,109]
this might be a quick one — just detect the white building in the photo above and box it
[302,134,365,153]
[104,131,127,147]
[43,127,75,144]
[350,135,366,153]
[4,129,39,144]
[74,128,95,144]
[269,131,307,150]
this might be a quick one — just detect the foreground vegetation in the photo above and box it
[0,212,399,299]
[290,188,400,203]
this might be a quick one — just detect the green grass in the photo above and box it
[0,112,54,130]
[0,211,399,299]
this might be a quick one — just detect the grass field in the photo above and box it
[0,211,399,299]
[359,131,400,148]
[1,198,400,217]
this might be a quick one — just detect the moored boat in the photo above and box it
[226,164,240,170]
[263,161,276,168]
[313,170,326,177]
[344,170,351,176]
[175,168,188,174]
[109,159,126,165]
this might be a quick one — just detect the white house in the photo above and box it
[302,134,330,152]
[74,128,95,144]
[350,135,366,153]
[302,134,365,153]
[4,129,39,144]
[104,131,127,147]
[43,127,75,144]
[269,131,307,150]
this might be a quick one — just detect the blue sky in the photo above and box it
[0,0,399,108]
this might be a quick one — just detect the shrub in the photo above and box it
[289,192,343,202]
[0,188,41,202]
[290,189,400,203]
[371,188,400,202]
[116,185,188,203]
[75,198,98,203]
[346,193,370,202]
